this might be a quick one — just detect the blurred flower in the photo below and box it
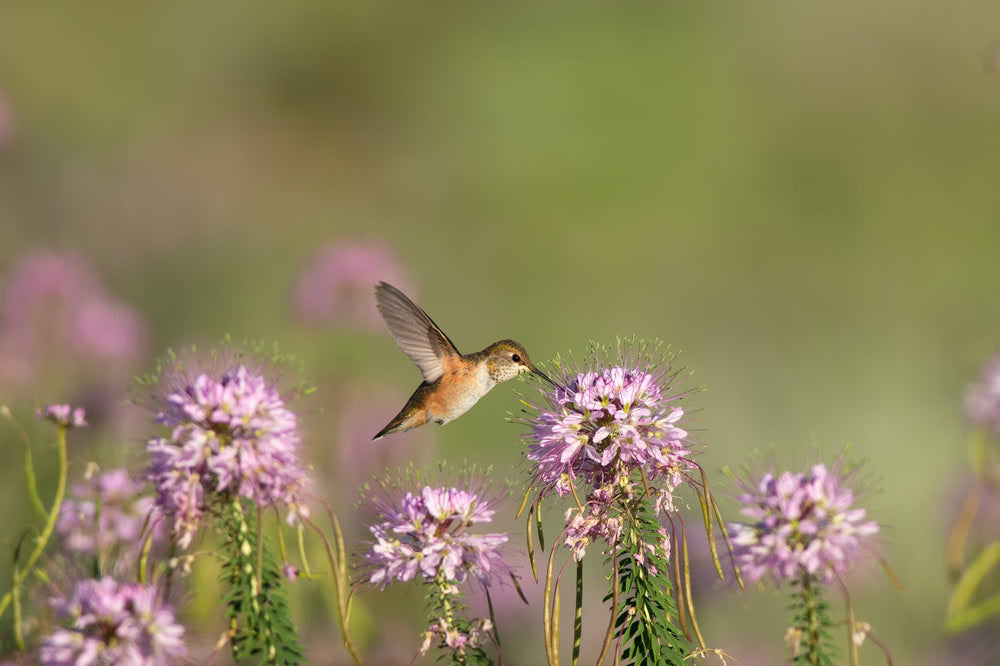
[0,251,148,385]
[70,297,147,360]
[57,468,160,553]
[333,388,436,500]
[362,477,512,589]
[727,462,879,583]
[37,404,87,429]
[282,563,299,583]
[419,617,492,658]
[145,363,309,549]
[39,577,185,666]
[522,341,695,501]
[292,241,412,329]
[966,353,1000,434]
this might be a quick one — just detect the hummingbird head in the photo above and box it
[484,340,557,387]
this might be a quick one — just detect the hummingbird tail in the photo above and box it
[372,406,428,441]
[372,421,397,441]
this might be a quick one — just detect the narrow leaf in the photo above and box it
[537,498,546,552]
[527,505,538,583]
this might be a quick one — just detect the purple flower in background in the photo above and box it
[0,251,148,384]
[333,389,437,500]
[523,341,696,500]
[363,478,512,589]
[293,241,412,329]
[37,405,87,429]
[57,468,160,553]
[966,354,1000,434]
[145,363,309,549]
[727,462,879,583]
[70,297,148,360]
[39,577,185,666]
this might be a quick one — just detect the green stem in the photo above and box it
[302,516,363,664]
[138,528,156,585]
[0,425,69,621]
[24,446,47,522]
[801,571,822,666]
[296,525,312,577]
[436,572,466,666]
[12,562,24,651]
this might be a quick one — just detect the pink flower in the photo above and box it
[363,478,512,589]
[728,462,880,583]
[37,404,87,429]
[292,242,412,330]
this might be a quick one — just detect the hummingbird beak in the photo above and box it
[531,367,559,389]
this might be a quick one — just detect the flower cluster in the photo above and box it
[146,364,309,548]
[419,617,493,658]
[966,354,1000,434]
[522,342,698,562]
[365,484,511,589]
[57,468,160,553]
[524,350,694,500]
[39,578,185,666]
[563,485,622,560]
[37,404,87,429]
[728,463,879,583]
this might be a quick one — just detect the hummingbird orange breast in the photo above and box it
[424,358,494,424]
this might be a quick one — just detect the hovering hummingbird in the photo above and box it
[372,281,554,440]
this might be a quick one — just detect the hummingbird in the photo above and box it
[372,281,554,440]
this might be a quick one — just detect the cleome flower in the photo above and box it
[143,361,309,549]
[727,462,880,583]
[37,404,87,429]
[522,341,696,501]
[57,468,161,554]
[363,480,512,590]
[39,577,185,666]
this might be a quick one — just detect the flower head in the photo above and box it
[362,471,512,589]
[966,354,1000,434]
[523,340,697,500]
[140,348,310,549]
[57,468,160,553]
[37,404,87,429]
[727,461,879,583]
[39,577,185,666]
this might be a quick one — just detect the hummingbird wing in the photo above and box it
[375,282,460,383]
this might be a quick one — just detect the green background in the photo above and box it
[2,1,1000,663]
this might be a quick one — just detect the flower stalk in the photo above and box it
[0,423,70,623]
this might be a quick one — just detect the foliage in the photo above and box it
[219,499,307,665]
[787,573,837,666]
[607,498,688,666]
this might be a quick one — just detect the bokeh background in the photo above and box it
[2,1,1000,664]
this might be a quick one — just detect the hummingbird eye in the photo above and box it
[511,353,521,363]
